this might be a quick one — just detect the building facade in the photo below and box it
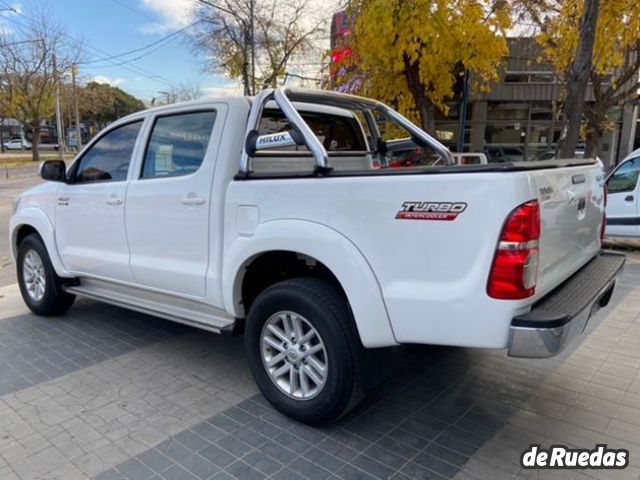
[329,17,640,168]
[434,38,639,168]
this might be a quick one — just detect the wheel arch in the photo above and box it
[223,220,397,348]
[10,208,69,277]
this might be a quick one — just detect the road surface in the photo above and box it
[0,164,41,287]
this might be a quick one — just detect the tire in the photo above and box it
[17,234,75,316]
[245,277,363,425]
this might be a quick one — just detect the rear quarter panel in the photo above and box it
[225,171,541,349]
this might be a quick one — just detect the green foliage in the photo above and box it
[79,82,146,127]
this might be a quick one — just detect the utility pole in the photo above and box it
[250,0,256,95]
[72,64,82,151]
[52,53,65,161]
[457,69,470,154]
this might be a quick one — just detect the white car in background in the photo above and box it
[3,139,31,150]
[606,148,640,238]
[453,152,488,165]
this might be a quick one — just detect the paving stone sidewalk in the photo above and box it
[0,258,639,480]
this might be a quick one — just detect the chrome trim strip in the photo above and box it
[498,240,539,251]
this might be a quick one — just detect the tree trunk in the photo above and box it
[582,101,606,159]
[241,55,251,96]
[559,0,599,158]
[584,107,606,163]
[585,128,601,160]
[0,117,4,154]
[419,102,437,136]
[404,54,437,136]
[30,122,41,163]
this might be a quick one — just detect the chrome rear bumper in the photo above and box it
[508,251,625,358]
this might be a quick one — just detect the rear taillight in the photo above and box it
[487,200,540,300]
[600,184,607,243]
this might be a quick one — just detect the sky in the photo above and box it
[0,0,332,102]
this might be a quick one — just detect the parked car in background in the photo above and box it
[388,148,488,168]
[39,143,60,151]
[485,145,524,163]
[537,149,589,161]
[3,139,31,150]
[606,148,640,238]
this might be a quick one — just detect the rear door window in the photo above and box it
[141,111,217,179]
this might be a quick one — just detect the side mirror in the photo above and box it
[39,160,66,182]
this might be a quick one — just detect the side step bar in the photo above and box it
[64,278,237,334]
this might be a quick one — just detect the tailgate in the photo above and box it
[528,162,606,298]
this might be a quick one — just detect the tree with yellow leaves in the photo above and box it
[533,0,640,157]
[335,0,511,135]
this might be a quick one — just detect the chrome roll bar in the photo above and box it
[379,106,455,165]
[273,88,330,171]
[239,87,455,175]
[240,88,274,175]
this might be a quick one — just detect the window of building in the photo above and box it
[504,71,555,83]
[487,102,529,121]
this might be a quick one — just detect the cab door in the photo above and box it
[606,157,640,237]
[55,120,144,281]
[124,108,223,298]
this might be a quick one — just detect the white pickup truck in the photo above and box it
[10,88,624,424]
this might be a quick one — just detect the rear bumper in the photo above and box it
[508,251,625,358]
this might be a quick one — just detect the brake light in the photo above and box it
[487,200,540,299]
[600,184,607,243]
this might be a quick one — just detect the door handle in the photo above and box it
[181,194,205,206]
[625,195,634,202]
[106,196,124,206]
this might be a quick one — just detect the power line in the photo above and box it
[0,0,178,88]
[106,0,173,31]
[86,38,183,69]
[81,21,200,65]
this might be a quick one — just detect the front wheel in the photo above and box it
[245,278,363,425]
[17,234,75,316]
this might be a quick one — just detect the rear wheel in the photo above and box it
[245,277,363,425]
[17,234,75,316]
